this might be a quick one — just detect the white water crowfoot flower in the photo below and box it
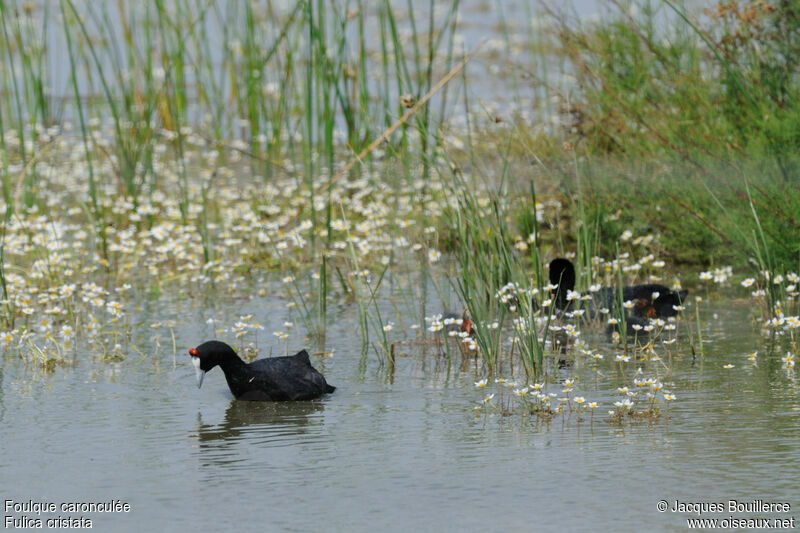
[425,315,444,333]
[613,399,635,411]
[0,331,16,347]
[60,325,75,341]
[700,266,733,284]
[475,378,488,388]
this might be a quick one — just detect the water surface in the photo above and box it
[1,294,797,532]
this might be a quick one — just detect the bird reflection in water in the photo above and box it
[191,400,327,471]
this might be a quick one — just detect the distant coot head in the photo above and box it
[189,340,237,389]
[461,308,473,335]
[549,258,576,291]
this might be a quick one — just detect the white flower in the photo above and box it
[566,290,581,301]
[60,325,74,340]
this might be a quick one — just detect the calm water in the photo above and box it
[1,290,798,532]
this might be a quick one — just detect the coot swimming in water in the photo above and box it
[549,258,687,318]
[189,340,335,401]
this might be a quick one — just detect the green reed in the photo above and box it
[447,155,552,376]
[614,244,628,351]
[285,269,322,342]
[154,1,192,221]
[0,212,10,327]
[0,1,31,207]
[1,1,463,204]
[63,1,129,192]
[60,0,106,260]
[514,180,549,379]
[0,89,10,209]
[342,215,391,360]
[694,298,704,361]
[451,208,502,371]
[744,182,779,315]
[572,163,599,290]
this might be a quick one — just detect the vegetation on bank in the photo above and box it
[0,1,797,265]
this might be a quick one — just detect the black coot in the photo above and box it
[549,258,688,318]
[189,340,335,401]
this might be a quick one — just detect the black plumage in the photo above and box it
[549,258,688,319]
[190,340,335,401]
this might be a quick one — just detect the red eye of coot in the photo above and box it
[189,348,199,356]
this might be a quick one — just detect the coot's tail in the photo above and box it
[325,384,336,393]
